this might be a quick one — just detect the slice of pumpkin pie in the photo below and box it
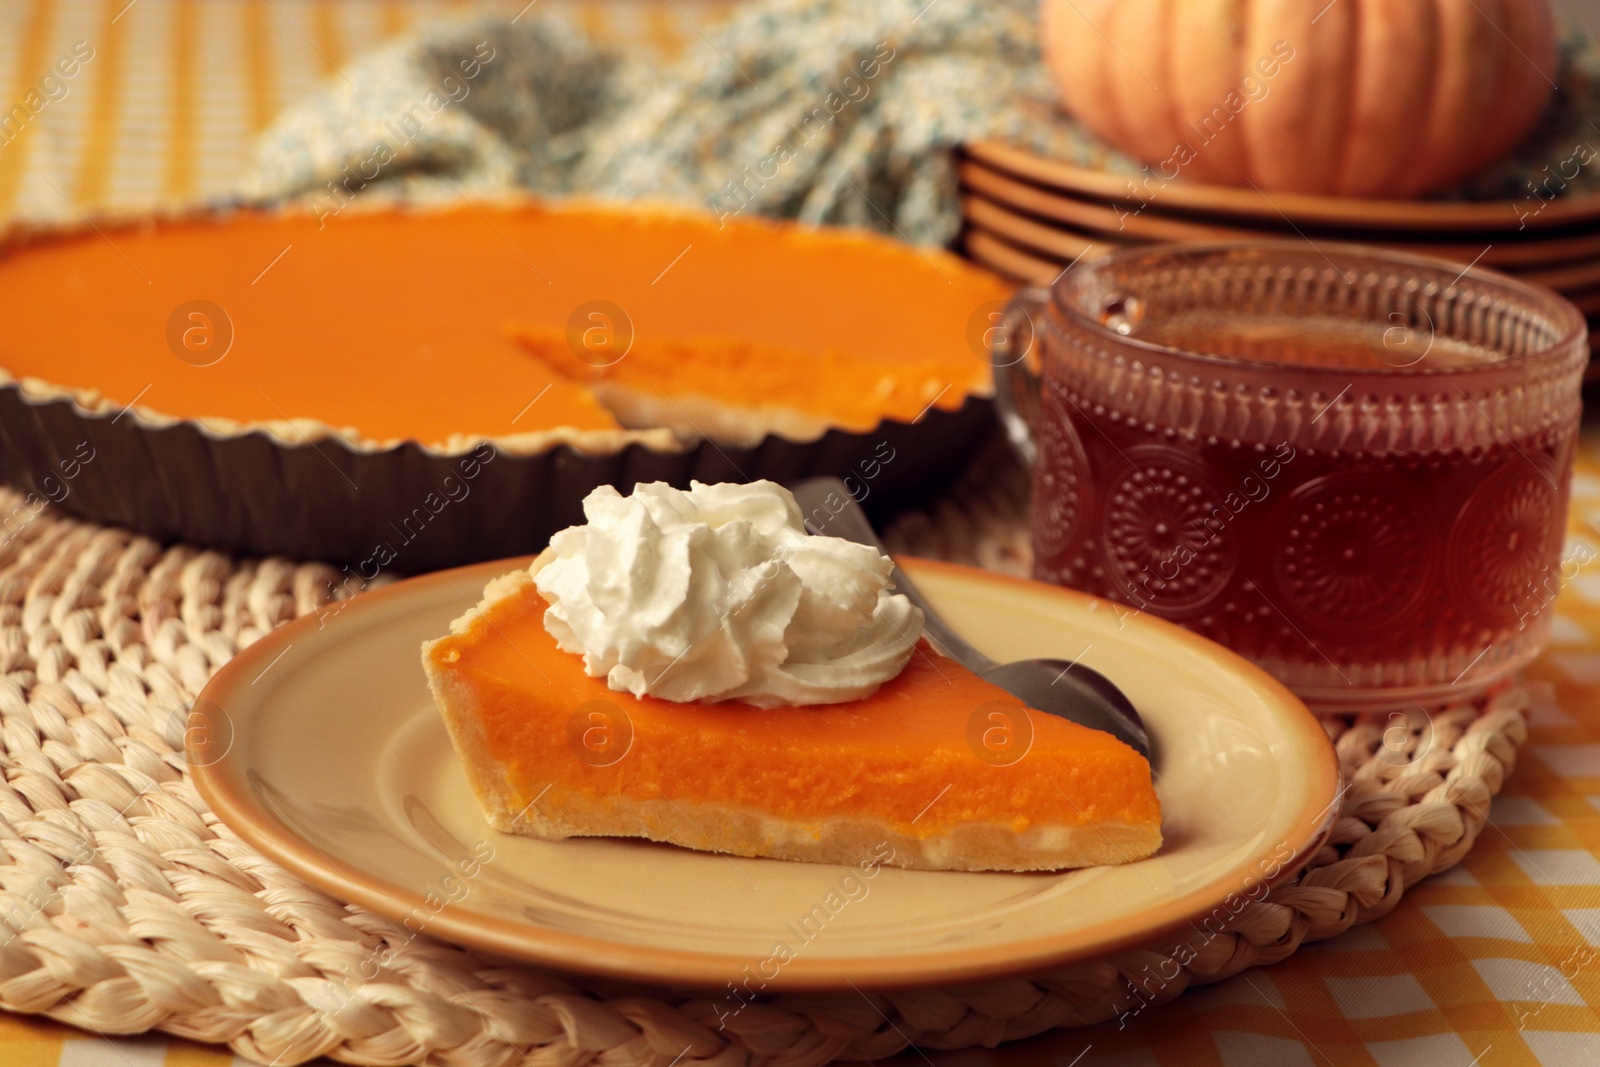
[422,481,1161,872]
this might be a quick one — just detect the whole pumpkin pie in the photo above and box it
[0,199,1009,452]
[421,481,1162,872]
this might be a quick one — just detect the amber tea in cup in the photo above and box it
[994,242,1587,710]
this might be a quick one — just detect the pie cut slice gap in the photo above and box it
[422,566,1163,872]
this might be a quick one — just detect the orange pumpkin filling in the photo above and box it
[423,570,1162,871]
[0,202,1007,449]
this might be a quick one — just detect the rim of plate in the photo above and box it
[962,140,1600,233]
[188,556,1343,990]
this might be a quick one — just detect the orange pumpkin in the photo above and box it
[1041,0,1559,198]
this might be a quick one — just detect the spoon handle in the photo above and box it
[790,478,997,675]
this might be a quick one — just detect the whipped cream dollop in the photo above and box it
[533,480,925,707]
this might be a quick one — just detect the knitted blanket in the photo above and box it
[247,0,1600,247]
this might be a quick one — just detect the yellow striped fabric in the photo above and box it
[0,0,726,222]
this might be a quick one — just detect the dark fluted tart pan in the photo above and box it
[0,381,992,573]
[0,198,1005,573]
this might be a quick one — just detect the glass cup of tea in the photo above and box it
[991,241,1588,711]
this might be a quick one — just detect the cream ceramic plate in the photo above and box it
[189,557,1340,990]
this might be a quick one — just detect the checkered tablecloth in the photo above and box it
[3,1,1600,1064]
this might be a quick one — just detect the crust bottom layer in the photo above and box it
[488,792,1162,872]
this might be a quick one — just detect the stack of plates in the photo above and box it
[959,140,1600,366]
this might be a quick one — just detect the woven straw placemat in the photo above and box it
[0,446,1531,1066]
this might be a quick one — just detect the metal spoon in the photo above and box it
[791,477,1151,760]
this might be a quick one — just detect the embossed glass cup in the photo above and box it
[993,242,1587,711]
